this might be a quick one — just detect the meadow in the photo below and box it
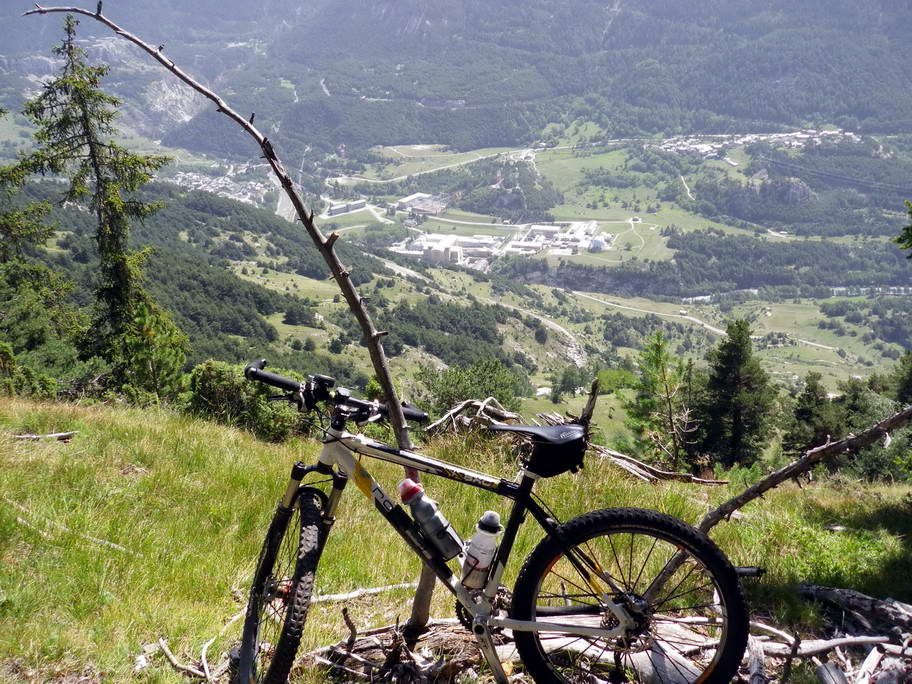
[1,398,910,682]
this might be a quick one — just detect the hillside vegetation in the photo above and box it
[1,398,911,681]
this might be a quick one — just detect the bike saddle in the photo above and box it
[488,424,584,445]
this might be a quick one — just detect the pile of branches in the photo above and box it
[425,382,728,486]
[296,590,912,683]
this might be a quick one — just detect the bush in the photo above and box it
[182,360,301,441]
[0,342,57,400]
[415,359,531,416]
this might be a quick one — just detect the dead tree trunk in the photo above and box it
[23,3,437,628]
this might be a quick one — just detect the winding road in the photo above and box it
[571,292,838,351]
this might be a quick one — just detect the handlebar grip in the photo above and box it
[400,403,429,424]
[244,359,303,393]
[244,358,267,379]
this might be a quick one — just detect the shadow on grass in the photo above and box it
[745,491,912,628]
[799,493,912,602]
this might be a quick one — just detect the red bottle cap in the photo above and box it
[397,478,424,504]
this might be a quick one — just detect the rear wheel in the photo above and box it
[512,508,748,683]
[236,489,324,684]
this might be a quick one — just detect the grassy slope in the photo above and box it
[1,399,910,681]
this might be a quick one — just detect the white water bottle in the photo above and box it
[461,510,502,589]
[398,479,464,561]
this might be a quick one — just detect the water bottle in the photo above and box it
[461,510,502,589]
[398,479,464,560]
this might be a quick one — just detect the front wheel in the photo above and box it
[236,488,325,684]
[512,508,748,683]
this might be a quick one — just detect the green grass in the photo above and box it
[1,399,910,681]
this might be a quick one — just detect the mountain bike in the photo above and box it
[234,359,749,684]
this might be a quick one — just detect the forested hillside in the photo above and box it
[3,0,912,159]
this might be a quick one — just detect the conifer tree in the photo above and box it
[892,351,912,406]
[625,332,699,470]
[781,371,842,455]
[897,201,912,258]
[22,17,188,398]
[0,109,52,263]
[0,108,87,394]
[701,319,775,467]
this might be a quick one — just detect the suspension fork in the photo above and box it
[319,469,348,547]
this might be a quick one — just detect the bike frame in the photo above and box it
[290,424,631,684]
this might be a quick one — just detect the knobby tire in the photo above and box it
[512,507,748,684]
[236,489,324,684]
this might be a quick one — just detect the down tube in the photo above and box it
[333,448,457,583]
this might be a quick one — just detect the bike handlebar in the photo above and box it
[244,358,429,424]
[244,359,304,393]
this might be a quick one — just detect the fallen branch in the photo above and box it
[9,430,77,441]
[313,654,370,680]
[588,443,729,486]
[199,608,245,683]
[765,636,891,658]
[425,398,524,435]
[158,638,205,679]
[312,582,419,604]
[751,620,799,645]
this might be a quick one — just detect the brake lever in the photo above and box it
[356,412,384,426]
[267,391,307,409]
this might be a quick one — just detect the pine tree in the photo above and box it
[625,332,699,470]
[893,351,912,406]
[781,371,843,455]
[701,319,775,467]
[896,201,912,258]
[0,109,52,263]
[22,17,188,398]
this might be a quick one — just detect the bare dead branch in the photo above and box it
[4,496,139,555]
[24,1,433,626]
[342,607,358,652]
[311,582,419,604]
[22,3,414,459]
[781,634,802,682]
[199,608,245,683]
[765,635,890,658]
[158,638,206,679]
[9,430,77,441]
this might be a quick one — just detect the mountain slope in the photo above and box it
[3,1,912,159]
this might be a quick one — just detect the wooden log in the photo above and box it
[747,635,768,684]
[816,663,849,684]
[799,585,912,634]
[764,636,891,658]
